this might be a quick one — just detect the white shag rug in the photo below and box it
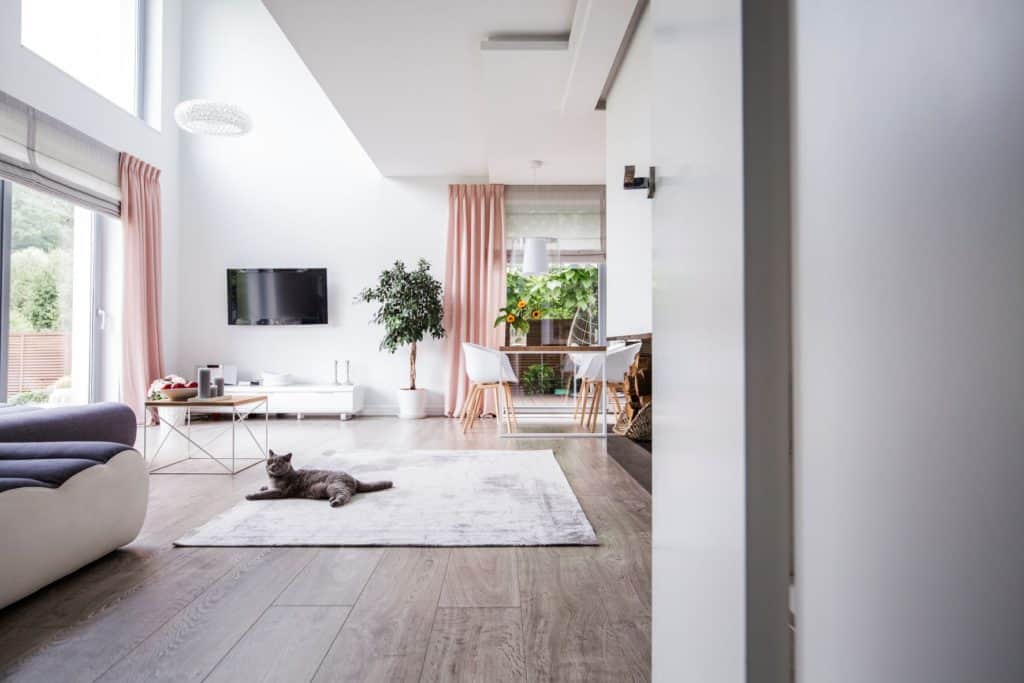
[175,449,598,547]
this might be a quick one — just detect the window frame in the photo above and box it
[503,185,608,345]
[0,181,12,398]
[19,0,150,120]
[0,179,107,403]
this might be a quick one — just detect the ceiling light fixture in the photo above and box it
[173,99,253,136]
[522,160,554,275]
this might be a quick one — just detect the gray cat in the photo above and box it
[246,450,393,507]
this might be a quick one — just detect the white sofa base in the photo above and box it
[0,449,148,609]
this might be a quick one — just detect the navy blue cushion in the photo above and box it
[0,441,130,464]
[0,403,136,446]
[0,442,135,492]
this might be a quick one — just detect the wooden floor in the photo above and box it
[0,417,651,682]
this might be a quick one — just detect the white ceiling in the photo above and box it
[261,0,637,183]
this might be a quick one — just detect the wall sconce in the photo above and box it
[624,165,656,199]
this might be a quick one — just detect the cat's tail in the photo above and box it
[356,479,393,493]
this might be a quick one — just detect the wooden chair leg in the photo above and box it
[503,383,518,431]
[608,382,623,418]
[586,380,598,426]
[463,384,482,433]
[577,380,592,425]
[464,384,482,428]
[588,381,603,432]
[499,384,510,432]
[471,386,486,431]
[488,385,502,432]
[461,385,475,432]
[459,384,474,423]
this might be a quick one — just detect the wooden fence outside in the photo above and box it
[6,332,70,399]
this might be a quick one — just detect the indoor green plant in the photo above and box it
[356,259,445,419]
[505,266,598,322]
[521,363,558,395]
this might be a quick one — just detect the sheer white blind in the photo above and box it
[505,185,605,260]
[0,90,121,216]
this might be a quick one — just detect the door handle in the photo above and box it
[96,308,107,331]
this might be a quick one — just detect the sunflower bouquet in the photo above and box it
[494,297,543,335]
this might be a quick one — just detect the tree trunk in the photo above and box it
[409,341,417,390]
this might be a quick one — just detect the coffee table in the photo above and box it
[143,395,269,475]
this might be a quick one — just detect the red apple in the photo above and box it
[161,383,173,390]
[172,383,186,389]
[186,381,198,388]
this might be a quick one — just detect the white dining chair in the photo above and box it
[461,343,519,433]
[578,343,641,432]
[571,351,603,424]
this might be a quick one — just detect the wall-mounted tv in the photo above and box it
[227,268,328,325]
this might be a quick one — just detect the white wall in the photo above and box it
[604,10,652,337]
[794,1,1024,681]
[0,0,183,384]
[177,0,474,414]
[651,0,748,680]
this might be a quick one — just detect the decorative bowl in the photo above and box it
[160,388,198,401]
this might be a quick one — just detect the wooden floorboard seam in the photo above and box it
[197,548,321,683]
[416,549,454,683]
[308,548,388,681]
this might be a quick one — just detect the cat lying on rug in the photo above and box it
[246,450,393,507]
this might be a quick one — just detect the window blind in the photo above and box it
[505,185,605,261]
[0,90,121,216]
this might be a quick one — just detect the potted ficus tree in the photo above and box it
[356,259,445,419]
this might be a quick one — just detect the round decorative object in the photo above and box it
[160,388,198,401]
[173,99,252,136]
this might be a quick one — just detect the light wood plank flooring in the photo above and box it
[0,417,651,682]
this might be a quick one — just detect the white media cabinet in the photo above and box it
[230,384,364,420]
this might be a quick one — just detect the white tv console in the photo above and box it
[230,384,364,420]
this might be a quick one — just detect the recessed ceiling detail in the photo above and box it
[262,0,639,183]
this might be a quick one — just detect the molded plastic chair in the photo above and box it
[577,343,641,431]
[461,343,519,433]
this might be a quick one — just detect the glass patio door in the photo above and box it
[0,180,106,406]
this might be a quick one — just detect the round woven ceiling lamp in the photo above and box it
[173,100,252,136]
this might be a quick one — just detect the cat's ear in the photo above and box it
[282,453,292,462]
[268,449,276,458]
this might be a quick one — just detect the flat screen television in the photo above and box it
[227,268,328,325]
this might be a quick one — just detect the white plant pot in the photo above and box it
[397,388,428,419]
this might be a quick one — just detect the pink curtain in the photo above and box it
[443,184,506,417]
[120,153,165,424]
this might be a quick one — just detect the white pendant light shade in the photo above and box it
[174,99,252,136]
[522,237,550,275]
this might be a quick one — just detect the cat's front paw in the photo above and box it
[329,497,345,507]
[245,493,259,500]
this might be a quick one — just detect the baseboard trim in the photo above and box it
[359,403,448,418]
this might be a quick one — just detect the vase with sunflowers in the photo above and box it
[495,297,543,346]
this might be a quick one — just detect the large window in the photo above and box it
[2,183,95,405]
[505,185,606,347]
[21,0,142,115]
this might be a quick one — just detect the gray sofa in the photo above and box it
[0,403,147,609]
